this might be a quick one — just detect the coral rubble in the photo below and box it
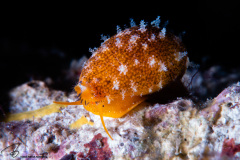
[1,80,240,159]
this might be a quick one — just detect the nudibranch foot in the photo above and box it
[54,84,146,140]
[83,95,147,118]
[82,94,146,140]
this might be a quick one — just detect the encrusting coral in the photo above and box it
[2,81,240,159]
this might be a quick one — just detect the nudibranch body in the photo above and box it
[55,17,188,139]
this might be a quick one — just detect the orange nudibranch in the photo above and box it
[55,17,188,140]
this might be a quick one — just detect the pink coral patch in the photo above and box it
[221,138,240,157]
[77,133,112,160]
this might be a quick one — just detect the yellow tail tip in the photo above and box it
[100,114,113,140]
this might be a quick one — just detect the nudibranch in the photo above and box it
[55,17,188,140]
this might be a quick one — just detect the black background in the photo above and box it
[0,1,239,110]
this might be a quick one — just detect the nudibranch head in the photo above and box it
[76,19,188,119]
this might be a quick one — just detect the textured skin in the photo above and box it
[79,26,188,100]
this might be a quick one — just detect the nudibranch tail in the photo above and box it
[99,106,114,140]
[82,94,147,118]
